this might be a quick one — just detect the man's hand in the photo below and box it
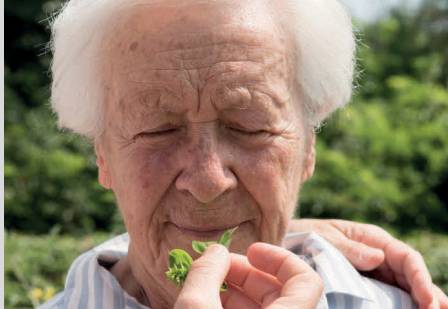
[174,243,323,309]
[289,219,448,309]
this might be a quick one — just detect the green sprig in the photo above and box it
[165,227,238,291]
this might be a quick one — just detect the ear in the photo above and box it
[301,132,316,183]
[94,141,113,189]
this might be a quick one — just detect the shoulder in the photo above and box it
[38,233,130,309]
[284,231,417,309]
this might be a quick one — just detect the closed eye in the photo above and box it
[226,126,270,136]
[135,128,180,139]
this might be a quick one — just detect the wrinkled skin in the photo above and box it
[93,1,448,309]
[95,1,315,308]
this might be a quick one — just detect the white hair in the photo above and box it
[50,0,355,138]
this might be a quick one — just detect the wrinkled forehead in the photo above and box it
[101,1,295,84]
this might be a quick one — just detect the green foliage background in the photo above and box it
[298,1,448,232]
[4,0,448,308]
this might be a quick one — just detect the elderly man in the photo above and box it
[41,0,447,308]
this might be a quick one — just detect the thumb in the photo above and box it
[338,239,385,271]
[175,244,230,308]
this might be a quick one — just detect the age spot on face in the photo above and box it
[129,41,139,52]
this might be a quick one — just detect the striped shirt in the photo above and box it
[39,232,416,309]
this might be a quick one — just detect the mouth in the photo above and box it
[169,221,250,239]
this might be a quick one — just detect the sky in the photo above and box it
[340,0,423,22]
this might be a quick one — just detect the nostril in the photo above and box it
[175,165,237,204]
[222,167,238,189]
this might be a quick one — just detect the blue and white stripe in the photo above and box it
[39,232,416,309]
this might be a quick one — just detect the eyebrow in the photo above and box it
[122,80,288,120]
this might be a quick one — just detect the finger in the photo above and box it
[371,238,433,307]
[395,273,411,293]
[175,244,229,309]
[247,243,313,284]
[329,220,394,248]
[427,285,440,309]
[331,220,434,306]
[366,263,397,286]
[383,241,433,307]
[247,242,323,308]
[334,237,385,271]
[300,219,385,271]
[434,285,448,309]
[221,285,259,309]
[225,253,281,304]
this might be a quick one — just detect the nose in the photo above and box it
[175,127,237,204]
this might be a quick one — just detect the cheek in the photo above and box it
[241,140,302,201]
[234,139,304,242]
[109,146,178,231]
[109,146,183,281]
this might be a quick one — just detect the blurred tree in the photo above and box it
[300,77,448,232]
[5,0,120,234]
[417,0,448,86]
[299,0,448,232]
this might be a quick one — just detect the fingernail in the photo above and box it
[206,244,227,255]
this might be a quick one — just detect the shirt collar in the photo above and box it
[62,233,148,309]
[67,232,373,307]
[284,231,374,302]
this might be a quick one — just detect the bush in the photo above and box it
[299,76,448,232]
[4,231,111,308]
[5,0,122,234]
[299,4,448,232]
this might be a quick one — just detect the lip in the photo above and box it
[170,221,249,239]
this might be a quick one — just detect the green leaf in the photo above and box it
[192,240,216,254]
[166,249,194,287]
[168,249,193,268]
[166,227,239,290]
[218,227,238,248]
[220,281,228,292]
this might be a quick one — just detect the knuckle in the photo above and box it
[328,219,347,232]
[363,223,386,235]
[302,269,323,288]
[330,219,349,226]
[360,223,392,242]
[409,248,423,261]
